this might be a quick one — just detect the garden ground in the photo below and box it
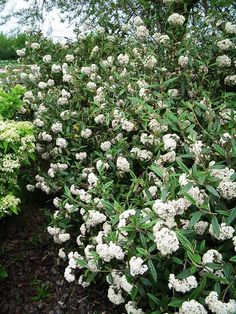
[0,192,121,314]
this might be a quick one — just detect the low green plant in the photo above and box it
[0,264,8,279]
[0,85,26,119]
[30,277,50,301]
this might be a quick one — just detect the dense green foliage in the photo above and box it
[0,33,27,60]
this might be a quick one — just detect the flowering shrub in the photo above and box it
[0,86,35,218]
[17,13,236,314]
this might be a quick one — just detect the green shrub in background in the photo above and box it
[0,85,26,119]
[0,85,35,218]
[0,33,28,61]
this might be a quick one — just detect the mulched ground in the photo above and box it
[0,192,121,314]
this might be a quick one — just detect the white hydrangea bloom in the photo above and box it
[125,301,145,314]
[116,156,130,172]
[96,242,125,262]
[205,291,236,314]
[216,55,231,67]
[179,300,207,314]
[168,13,185,26]
[202,249,222,272]
[178,55,189,67]
[117,54,129,65]
[107,285,124,304]
[217,39,234,50]
[168,274,198,293]
[81,128,92,138]
[43,54,51,63]
[136,25,149,39]
[129,257,148,276]
[225,22,236,34]
[209,222,234,240]
[153,225,179,256]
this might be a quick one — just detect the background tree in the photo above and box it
[0,0,236,35]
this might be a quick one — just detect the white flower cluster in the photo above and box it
[163,134,179,151]
[233,236,236,252]
[217,39,234,50]
[116,156,130,172]
[136,25,149,39]
[143,55,157,69]
[168,13,185,26]
[85,210,106,228]
[125,301,145,314]
[96,242,125,262]
[64,251,83,282]
[153,33,170,45]
[152,198,190,220]
[211,167,236,199]
[205,291,236,314]
[178,55,189,68]
[130,147,153,161]
[117,54,129,65]
[153,224,179,256]
[129,257,148,276]
[107,271,133,305]
[216,55,231,67]
[225,22,236,34]
[47,226,70,244]
[209,222,234,240]
[224,74,236,86]
[179,300,207,314]
[202,249,222,272]
[168,274,198,293]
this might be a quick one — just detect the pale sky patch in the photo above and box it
[1,0,76,41]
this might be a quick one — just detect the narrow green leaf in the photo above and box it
[150,164,163,178]
[189,211,202,228]
[227,207,236,225]
[211,216,220,238]
[229,256,236,262]
[148,260,157,283]
[206,185,220,197]
[147,293,161,305]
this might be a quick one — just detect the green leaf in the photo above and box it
[148,260,157,283]
[147,293,161,305]
[168,298,184,308]
[229,256,236,262]
[213,144,225,156]
[150,164,163,178]
[176,267,194,280]
[211,216,220,238]
[187,251,201,265]
[189,276,207,299]
[206,185,220,197]
[128,96,143,104]
[136,247,147,256]
[163,77,178,86]
[172,257,183,265]
[102,180,113,190]
[227,207,236,225]
[177,159,189,173]
[131,286,138,300]
[0,266,8,279]
[176,230,194,253]
[140,232,148,250]
[188,211,202,228]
